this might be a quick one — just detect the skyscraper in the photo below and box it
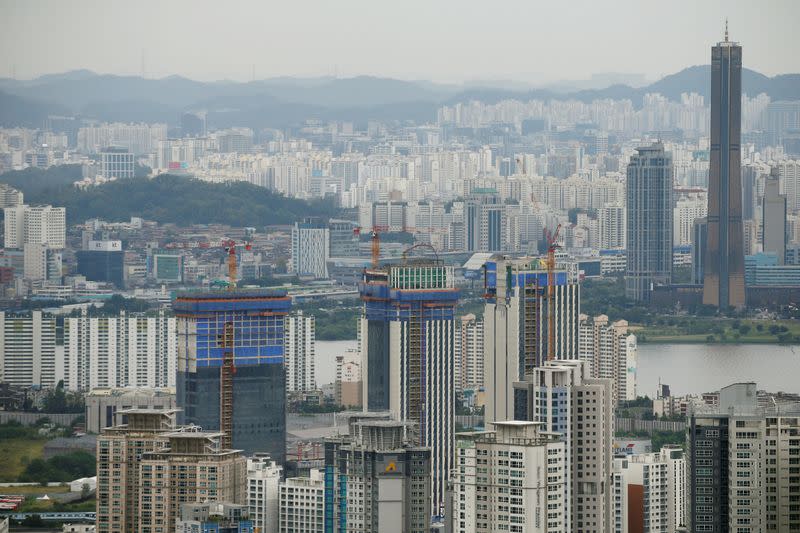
[174,289,291,462]
[359,262,458,513]
[291,217,330,279]
[465,189,506,252]
[762,166,787,265]
[625,143,673,302]
[483,258,581,426]
[703,27,746,308]
[285,310,316,393]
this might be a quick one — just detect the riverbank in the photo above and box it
[631,318,800,344]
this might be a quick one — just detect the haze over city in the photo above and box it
[2,0,800,83]
[1,1,800,532]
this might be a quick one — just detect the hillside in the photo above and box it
[1,67,798,128]
[0,169,338,226]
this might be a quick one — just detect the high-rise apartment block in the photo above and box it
[324,417,432,533]
[359,263,458,512]
[598,205,626,249]
[456,313,484,392]
[687,382,800,532]
[625,143,673,302]
[64,310,176,391]
[703,30,746,308]
[3,204,66,250]
[612,446,686,533]
[0,310,56,387]
[452,421,568,533]
[483,258,581,426]
[512,360,614,533]
[279,469,325,533]
[578,314,637,404]
[285,310,316,393]
[335,349,362,408]
[138,428,247,533]
[0,183,23,208]
[465,189,506,252]
[96,409,179,533]
[247,455,282,533]
[174,290,291,461]
[291,217,331,279]
[762,166,787,264]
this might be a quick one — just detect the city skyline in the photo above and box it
[1,1,799,83]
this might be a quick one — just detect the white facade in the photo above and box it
[483,260,581,426]
[457,314,484,392]
[3,204,66,249]
[0,310,56,387]
[578,314,637,404]
[521,360,614,533]
[247,456,282,533]
[452,421,567,533]
[673,191,707,246]
[599,205,626,249]
[612,446,686,533]
[279,469,324,533]
[290,221,330,279]
[63,310,176,391]
[779,160,800,213]
[285,311,316,393]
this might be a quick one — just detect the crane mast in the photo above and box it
[546,224,562,362]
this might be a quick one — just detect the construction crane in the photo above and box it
[402,243,439,264]
[354,225,388,268]
[545,224,562,362]
[217,239,250,450]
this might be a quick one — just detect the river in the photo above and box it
[637,343,800,397]
[317,341,800,397]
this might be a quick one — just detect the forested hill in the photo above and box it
[0,166,337,226]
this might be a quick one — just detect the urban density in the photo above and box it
[1,2,799,533]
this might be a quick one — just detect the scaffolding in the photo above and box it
[219,321,235,450]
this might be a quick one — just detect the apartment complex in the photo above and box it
[64,309,176,391]
[96,409,179,533]
[324,416,432,533]
[456,313,484,392]
[247,455,282,533]
[578,314,637,404]
[0,310,56,387]
[285,310,316,393]
[452,420,568,533]
[138,428,247,533]
[612,445,686,533]
[279,469,324,533]
[687,382,800,532]
[513,360,614,532]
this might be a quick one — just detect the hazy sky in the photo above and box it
[2,0,798,83]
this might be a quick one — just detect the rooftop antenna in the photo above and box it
[724,18,729,42]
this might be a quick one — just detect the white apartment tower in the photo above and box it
[279,469,325,533]
[513,360,614,533]
[612,446,686,533]
[457,313,484,392]
[599,205,626,249]
[63,310,177,391]
[0,311,56,387]
[285,310,316,393]
[3,204,66,249]
[247,455,282,533]
[291,218,330,279]
[452,421,568,533]
[578,314,637,404]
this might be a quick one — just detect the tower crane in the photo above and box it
[354,225,388,268]
[545,224,562,362]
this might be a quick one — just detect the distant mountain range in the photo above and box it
[1,66,798,129]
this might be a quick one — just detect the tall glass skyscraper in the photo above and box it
[703,27,746,308]
[625,142,673,302]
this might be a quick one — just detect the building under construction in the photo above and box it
[174,289,291,462]
[483,257,581,428]
[358,261,459,515]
